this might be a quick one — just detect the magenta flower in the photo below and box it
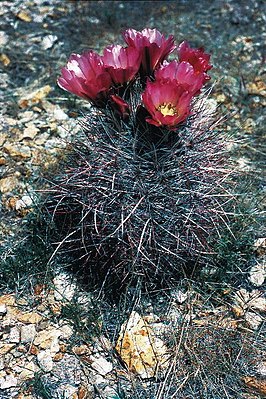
[123,28,175,76]
[155,60,205,95]
[102,45,141,85]
[178,41,212,82]
[142,80,192,128]
[57,51,112,104]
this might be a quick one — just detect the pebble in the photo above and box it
[245,311,263,330]
[116,311,170,379]
[3,143,31,159]
[0,373,18,389]
[18,361,36,381]
[37,349,54,372]
[172,289,188,303]
[53,273,77,301]
[9,326,21,343]
[249,260,266,286]
[20,324,36,343]
[0,176,19,193]
[90,355,113,376]
[0,30,8,46]
[0,304,7,316]
[254,238,266,256]
[15,195,33,211]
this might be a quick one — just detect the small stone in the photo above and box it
[58,322,74,339]
[249,260,266,286]
[0,53,11,66]
[245,312,263,330]
[0,373,18,389]
[0,304,7,316]
[0,31,8,46]
[3,143,31,159]
[41,35,57,50]
[53,352,64,362]
[116,311,170,379]
[53,273,77,301]
[242,376,266,395]
[29,344,39,355]
[22,123,40,140]
[0,343,16,355]
[172,289,188,303]
[34,326,60,351]
[18,85,52,108]
[18,361,36,381]
[9,326,21,343]
[254,238,266,256]
[0,176,19,193]
[16,195,33,211]
[0,132,7,146]
[16,10,32,22]
[53,108,68,121]
[37,349,54,372]
[90,355,113,376]
[72,344,91,356]
[78,385,94,399]
[232,305,244,318]
[17,311,42,324]
[0,357,4,370]
[0,294,15,306]
[257,361,266,377]
[234,288,266,312]
[20,324,36,343]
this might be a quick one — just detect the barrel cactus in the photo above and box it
[47,28,235,293]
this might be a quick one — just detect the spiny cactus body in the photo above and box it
[47,28,235,292]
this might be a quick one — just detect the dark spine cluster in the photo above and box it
[46,87,235,293]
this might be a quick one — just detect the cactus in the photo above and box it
[47,29,236,293]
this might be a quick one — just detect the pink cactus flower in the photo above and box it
[57,51,112,104]
[123,28,175,76]
[142,79,193,128]
[155,60,205,95]
[178,41,212,82]
[102,45,141,85]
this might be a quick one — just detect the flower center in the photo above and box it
[157,102,177,117]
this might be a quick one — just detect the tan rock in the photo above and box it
[254,238,266,256]
[3,143,31,159]
[20,324,36,343]
[17,311,42,324]
[0,133,7,146]
[0,176,19,193]
[34,326,60,351]
[116,311,170,379]
[18,360,36,381]
[53,352,64,362]
[21,123,40,140]
[242,376,266,395]
[18,85,52,108]
[72,344,91,356]
[37,349,54,372]
[0,343,16,355]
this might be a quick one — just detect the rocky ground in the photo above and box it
[0,0,265,398]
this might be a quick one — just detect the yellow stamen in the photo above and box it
[157,102,177,117]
